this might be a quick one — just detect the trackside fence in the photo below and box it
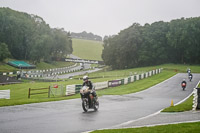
[193,81,200,110]
[50,84,65,97]
[28,87,50,98]
[66,68,162,96]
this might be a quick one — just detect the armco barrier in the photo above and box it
[130,76,134,82]
[128,77,131,83]
[197,88,200,109]
[136,75,139,80]
[23,63,80,78]
[94,81,108,90]
[194,87,200,110]
[66,85,76,95]
[66,68,162,96]
[146,72,149,78]
[121,79,124,85]
[75,85,82,93]
[124,78,128,84]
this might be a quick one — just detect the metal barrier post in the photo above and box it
[28,88,31,98]
[48,86,50,98]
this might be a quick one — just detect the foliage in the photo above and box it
[102,17,200,69]
[71,31,102,41]
[0,8,72,63]
[0,42,11,61]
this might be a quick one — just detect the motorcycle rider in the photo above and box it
[82,75,97,100]
[187,68,191,76]
[181,79,187,90]
[188,73,193,81]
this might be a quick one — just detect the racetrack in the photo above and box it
[0,73,199,133]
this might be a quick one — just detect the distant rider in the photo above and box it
[181,79,187,89]
[187,68,191,76]
[82,75,97,99]
[189,73,193,81]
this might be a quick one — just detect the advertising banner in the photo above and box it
[108,80,122,87]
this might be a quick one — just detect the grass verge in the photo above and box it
[91,122,200,133]
[162,95,193,112]
[97,70,175,96]
[35,61,74,70]
[162,83,200,112]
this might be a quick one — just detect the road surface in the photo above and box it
[0,73,199,133]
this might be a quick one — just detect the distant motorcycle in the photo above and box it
[80,86,99,112]
[181,82,186,91]
[188,74,193,82]
[187,69,191,76]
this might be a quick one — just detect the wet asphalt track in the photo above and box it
[0,73,200,133]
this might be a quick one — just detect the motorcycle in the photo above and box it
[188,74,193,82]
[181,82,186,91]
[80,86,99,112]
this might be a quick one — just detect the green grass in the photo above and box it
[0,64,200,107]
[162,95,194,112]
[162,83,200,112]
[35,61,74,70]
[0,80,82,106]
[97,71,175,96]
[72,38,103,61]
[0,62,18,72]
[76,65,162,80]
[0,69,175,107]
[160,64,200,73]
[92,122,200,133]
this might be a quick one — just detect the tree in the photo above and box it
[0,8,73,63]
[102,17,200,69]
[0,42,11,61]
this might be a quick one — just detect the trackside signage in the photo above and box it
[108,80,121,87]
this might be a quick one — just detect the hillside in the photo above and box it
[72,38,103,61]
[71,31,102,41]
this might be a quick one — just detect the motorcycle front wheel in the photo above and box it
[82,99,89,112]
[94,99,99,111]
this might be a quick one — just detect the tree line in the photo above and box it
[71,31,102,41]
[0,8,73,63]
[102,17,200,69]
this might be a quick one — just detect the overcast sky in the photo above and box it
[0,0,200,37]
